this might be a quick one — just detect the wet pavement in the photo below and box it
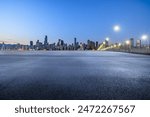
[0,51,150,100]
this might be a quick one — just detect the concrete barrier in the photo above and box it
[107,48,150,55]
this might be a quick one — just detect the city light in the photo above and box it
[141,34,150,48]
[141,35,148,40]
[103,42,106,44]
[105,37,110,41]
[113,25,120,32]
[114,44,117,47]
[126,40,130,45]
[118,43,121,46]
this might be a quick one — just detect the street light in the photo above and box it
[103,41,106,44]
[141,35,148,40]
[118,43,121,46]
[125,40,130,52]
[105,37,110,41]
[141,34,150,48]
[125,40,130,45]
[114,44,117,47]
[113,25,121,32]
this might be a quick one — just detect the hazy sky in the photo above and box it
[0,0,150,44]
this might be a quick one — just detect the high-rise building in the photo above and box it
[130,38,134,48]
[105,40,109,47]
[61,40,64,46]
[30,41,34,50]
[96,41,99,49]
[74,38,77,50]
[1,42,6,50]
[36,40,43,50]
[44,35,48,45]
[36,40,39,46]
[57,39,63,46]
[87,40,95,50]
[44,35,49,49]
[30,41,33,46]
[136,40,141,48]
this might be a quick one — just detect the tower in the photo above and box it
[44,35,48,46]
[30,41,33,50]
[130,38,134,48]
[74,38,77,50]
[44,35,49,50]
[1,42,6,50]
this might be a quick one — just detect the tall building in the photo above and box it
[57,39,63,46]
[87,40,95,50]
[1,42,6,50]
[136,40,141,48]
[44,35,48,45]
[105,40,109,47]
[30,41,33,46]
[74,38,77,50]
[30,41,34,50]
[36,40,43,50]
[44,35,49,50]
[96,41,99,49]
[36,40,39,46]
[130,38,134,48]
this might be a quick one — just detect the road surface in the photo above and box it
[0,51,150,100]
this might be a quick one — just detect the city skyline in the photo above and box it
[0,0,150,44]
[1,34,147,52]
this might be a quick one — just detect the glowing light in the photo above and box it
[105,37,109,41]
[141,35,148,40]
[103,42,106,44]
[126,40,130,45]
[118,43,121,46]
[113,25,120,32]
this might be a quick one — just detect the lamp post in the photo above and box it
[125,40,130,52]
[105,37,110,47]
[113,25,121,32]
[105,37,110,41]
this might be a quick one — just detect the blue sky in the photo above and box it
[0,0,150,44]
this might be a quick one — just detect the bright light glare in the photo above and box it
[141,35,148,40]
[114,25,120,32]
[126,40,130,45]
[105,37,109,41]
[103,42,106,44]
[118,43,121,46]
[114,44,117,47]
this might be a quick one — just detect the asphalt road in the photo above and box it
[0,51,150,100]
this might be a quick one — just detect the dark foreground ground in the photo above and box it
[0,51,150,100]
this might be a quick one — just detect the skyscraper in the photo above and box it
[136,40,141,48]
[1,42,5,50]
[74,38,77,50]
[96,41,99,49]
[30,41,33,50]
[36,40,43,50]
[130,38,134,48]
[30,41,33,46]
[44,35,49,50]
[44,35,48,46]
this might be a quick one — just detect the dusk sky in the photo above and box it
[0,0,150,44]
